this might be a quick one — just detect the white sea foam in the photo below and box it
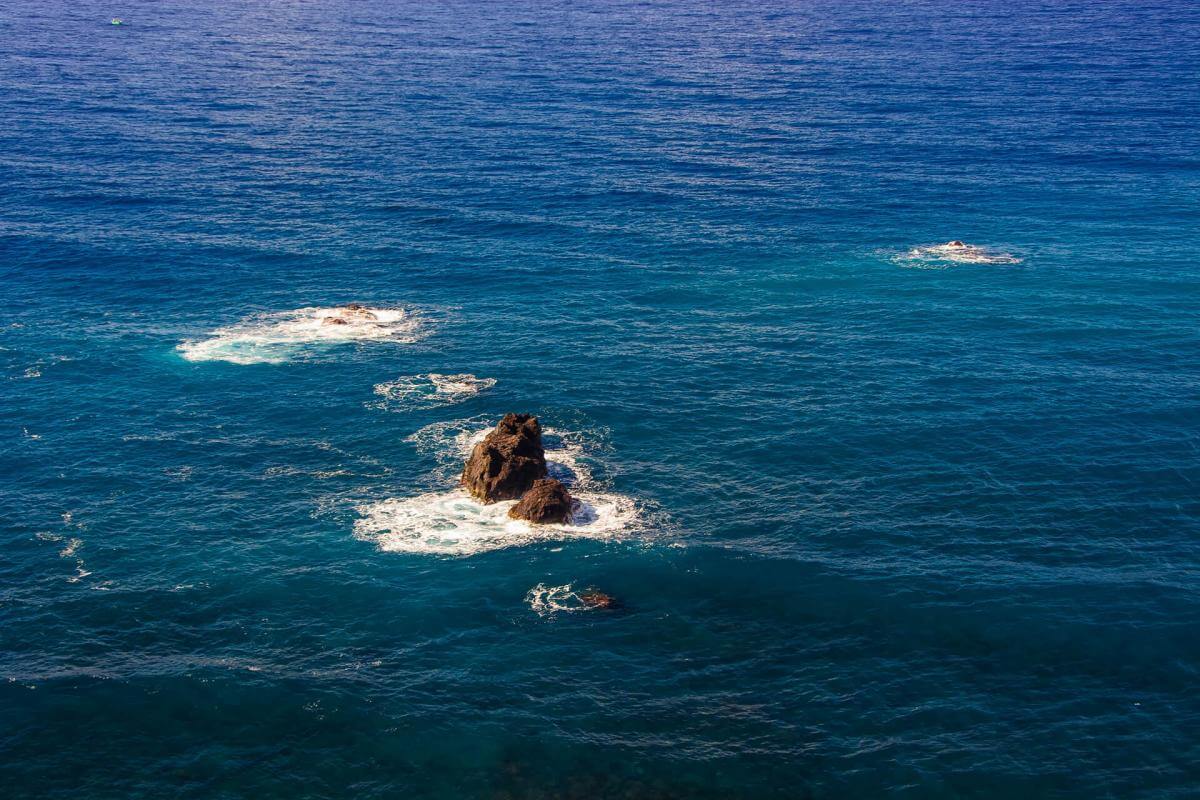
[178,305,422,364]
[369,373,496,411]
[526,583,593,616]
[17,355,74,380]
[38,530,89,582]
[898,241,1021,267]
[354,488,637,557]
[264,465,355,479]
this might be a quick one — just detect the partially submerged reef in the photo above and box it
[321,303,378,326]
[461,413,575,525]
[900,240,1021,265]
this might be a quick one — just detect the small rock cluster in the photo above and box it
[461,413,575,524]
[322,303,378,326]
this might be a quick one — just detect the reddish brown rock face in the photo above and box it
[461,413,548,503]
[578,590,617,610]
[508,478,574,524]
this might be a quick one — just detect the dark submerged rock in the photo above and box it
[322,317,349,325]
[461,413,548,503]
[508,478,574,524]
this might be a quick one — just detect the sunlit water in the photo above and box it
[2,1,1199,798]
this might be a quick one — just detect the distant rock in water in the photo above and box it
[461,413,548,503]
[900,240,1021,266]
[578,590,619,610]
[509,478,574,524]
[322,317,349,325]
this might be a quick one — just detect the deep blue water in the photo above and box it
[3,1,1200,797]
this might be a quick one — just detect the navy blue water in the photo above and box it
[3,1,1199,797]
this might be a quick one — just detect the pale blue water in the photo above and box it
[2,1,1199,797]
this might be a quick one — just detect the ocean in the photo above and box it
[2,1,1198,797]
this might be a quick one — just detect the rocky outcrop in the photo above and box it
[508,478,574,524]
[343,303,377,320]
[461,413,548,503]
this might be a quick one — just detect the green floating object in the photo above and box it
[111,18,122,25]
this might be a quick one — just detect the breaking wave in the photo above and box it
[369,373,496,411]
[354,489,637,557]
[525,583,598,616]
[37,525,90,583]
[897,241,1022,267]
[178,305,423,364]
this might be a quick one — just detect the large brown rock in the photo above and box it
[508,478,574,524]
[461,413,548,503]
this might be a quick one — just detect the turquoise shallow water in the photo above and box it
[2,1,1200,797]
